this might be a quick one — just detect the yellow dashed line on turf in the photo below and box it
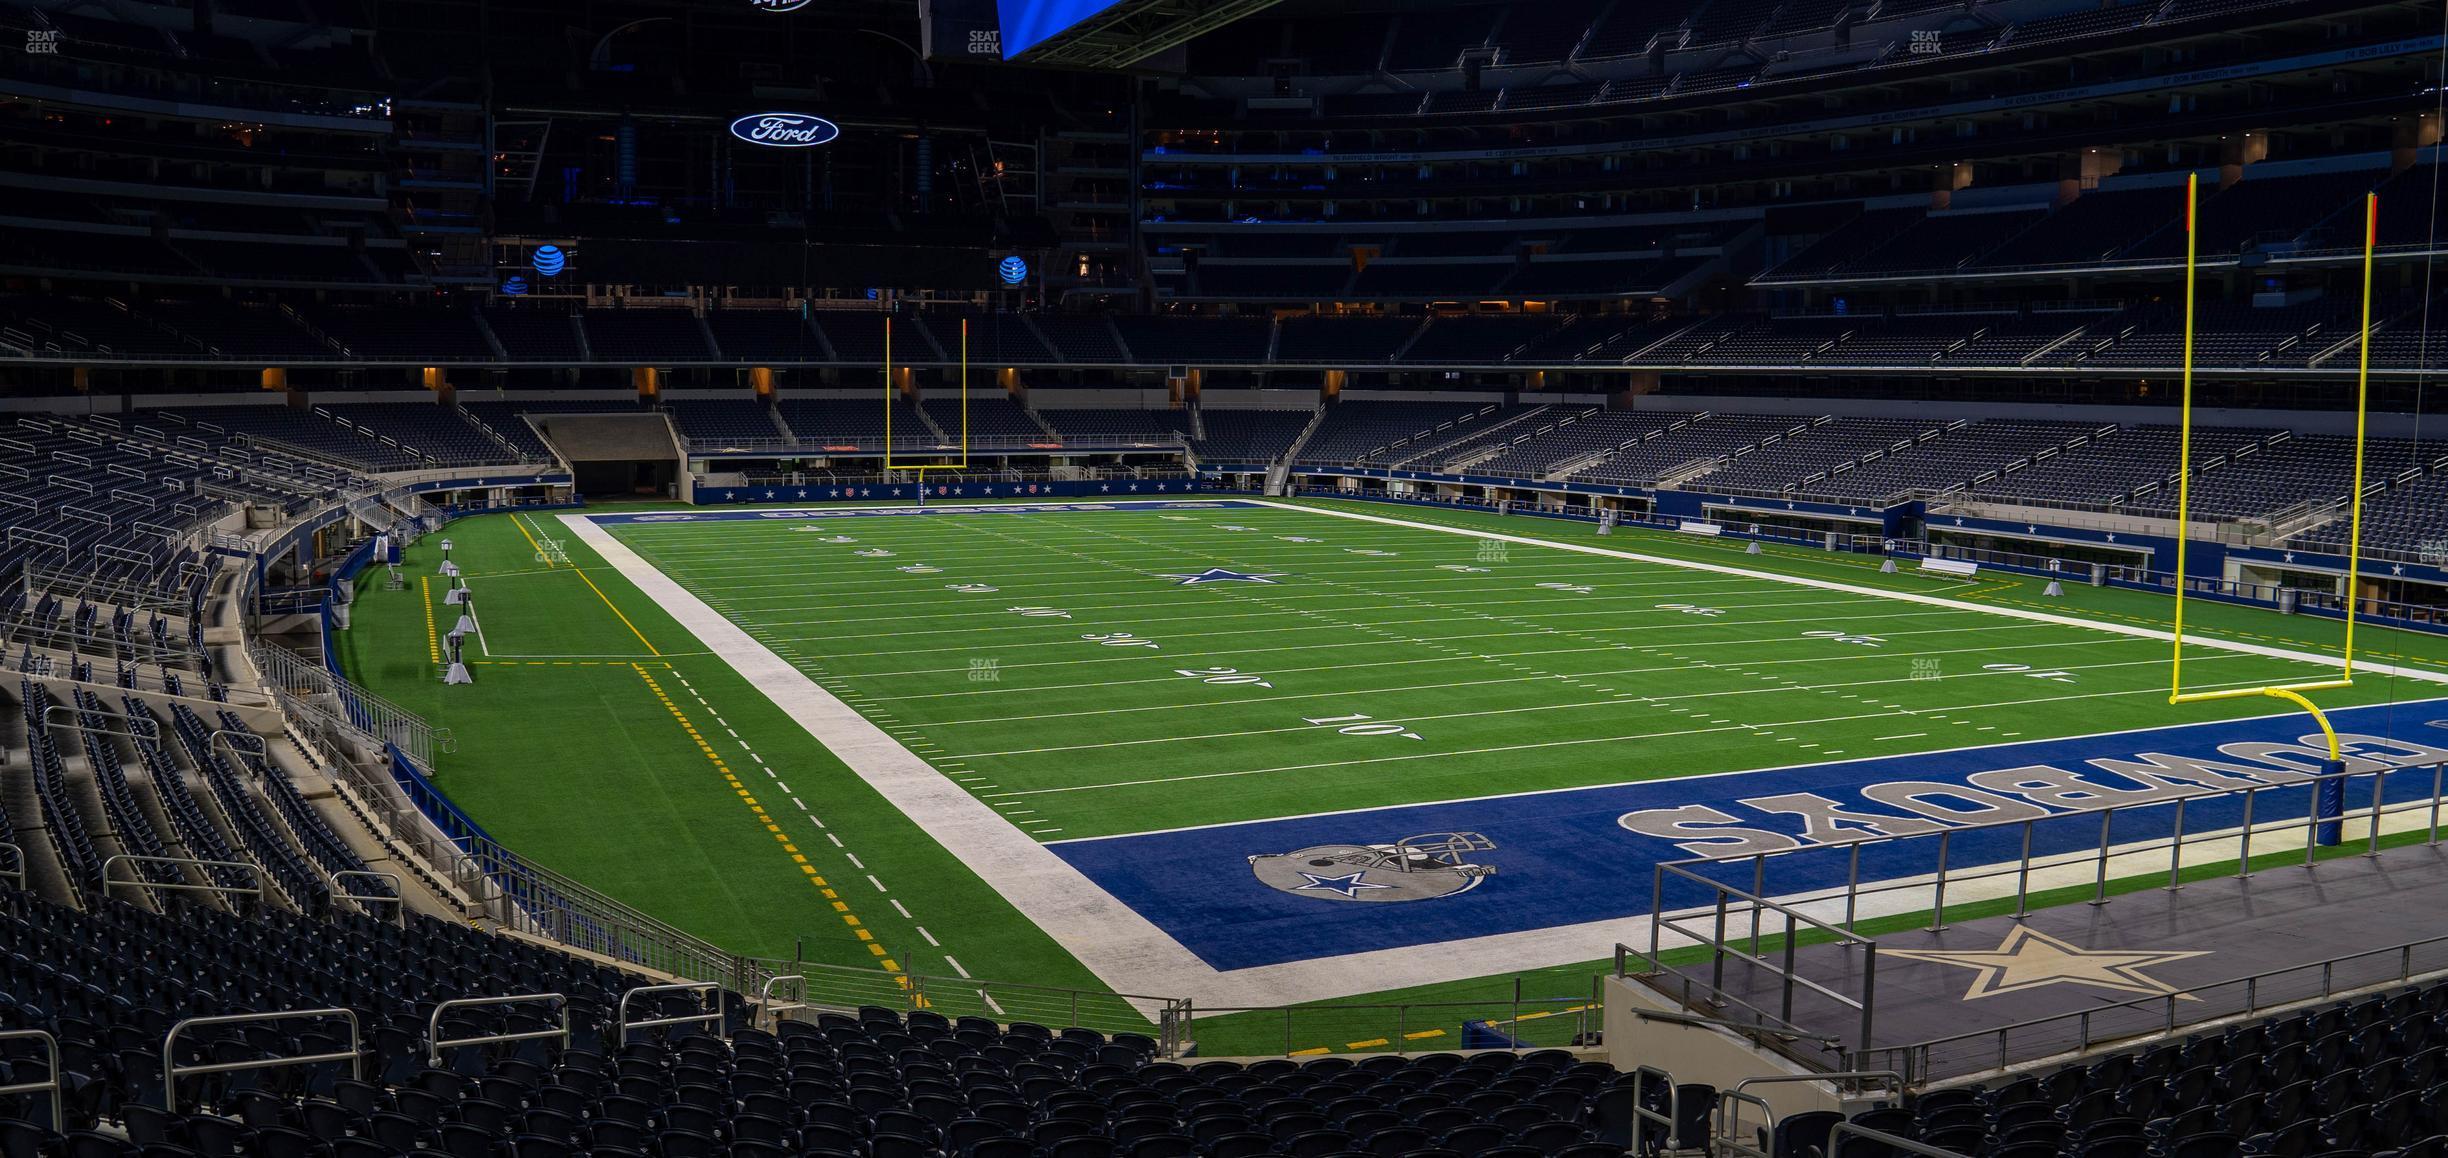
[419,576,440,665]
[631,663,902,979]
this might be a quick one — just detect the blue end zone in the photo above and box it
[586,499,1261,526]
[1051,700,2448,971]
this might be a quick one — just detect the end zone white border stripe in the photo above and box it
[1247,499,2448,685]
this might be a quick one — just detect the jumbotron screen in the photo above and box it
[994,0,1125,56]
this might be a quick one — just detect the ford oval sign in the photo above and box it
[730,113,840,148]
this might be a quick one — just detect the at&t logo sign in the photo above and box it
[729,113,840,148]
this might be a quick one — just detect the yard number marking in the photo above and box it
[1305,712,1423,741]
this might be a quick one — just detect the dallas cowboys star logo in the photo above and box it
[1884,926,2209,1001]
[1294,871,1390,898]
[1161,568,1282,585]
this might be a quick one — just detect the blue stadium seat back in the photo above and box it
[1417,1108,1476,1138]
[730,1141,791,1158]
[1129,1134,1200,1158]
[1188,1114,1254,1142]
[2245,1122,2322,1158]
[64,1131,135,1158]
[1208,1132,1276,1158]
[2079,1133,2154,1158]
[298,1099,357,1143]
[1987,1143,2065,1158]
[1367,1126,1434,1155]
[2381,1135,2448,1158]
[2169,1132,2246,1158]
[510,1133,577,1158]
[1489,1106,1548,1134]
[1770,1109,1844,1158]
[1113,1116,1181,1145]
[1270,1113,1331,1141]
[2370,1093,2428,1144]
[584,1118,650,1153]
[1509,1120,1588,1156]
[652,1126,720,1158]
[437,1121,500,1158]
[969,1138,1035,1158]
[1473,1146,1542,1158]
[1033,1118,1096,1148]
[1919,1125,1987,1154]
[2330,1105,2381,1151]
[1289,1129,1360,1158]
[1844,1107,1916,1139]
[1585,1087,1640,1148]
[873,1131,940,1158]
[1344,1111,1404,1139]
[1438,1123,1508,1157]
[1530,1089,1583,1120]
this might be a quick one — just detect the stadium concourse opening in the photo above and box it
[528,412,685,499]
[17,0,2448,1151]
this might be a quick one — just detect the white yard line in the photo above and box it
[1244,499,2448,685]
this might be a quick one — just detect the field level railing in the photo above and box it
[1637,758,2448,1083]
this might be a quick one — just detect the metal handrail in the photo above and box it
[0,1029,62,1129]
[615,981,722,1047]
[1650,860,1879,1051]
[163,1008,361,1113]
[756,973,808,1031]
[1883,925,2448,1084]
[1718,1069,1907,1148]
[1629,1065,1683,1155]
[1716,1090,1778,1158]
[39,704,159,742]
[330,869,404,921]
[425,993,570,1066]
[101,855,263,901]
[1829,1121,1974,1158]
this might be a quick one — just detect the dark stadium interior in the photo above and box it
[8,0,2448,1153]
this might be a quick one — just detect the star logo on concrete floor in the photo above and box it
[1883,926,2210,1002]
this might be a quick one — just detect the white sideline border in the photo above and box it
[562,501,2448,1012]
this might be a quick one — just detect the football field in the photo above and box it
[346,496,2448,1046]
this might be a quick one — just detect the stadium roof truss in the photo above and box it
[1012,0,1289,69]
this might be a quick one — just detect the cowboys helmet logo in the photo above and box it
[1249,832,1497,904]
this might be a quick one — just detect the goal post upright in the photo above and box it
[2166,181,2380,841]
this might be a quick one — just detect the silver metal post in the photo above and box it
[2090,809,2114,905]
[1843,842,1862,935]
[2369,769,2389,858]
[2013,821,2034,918]
[2431,762,2443,845]
[1925,830,1951,933]
[2167,795,2189,891]
[2239,787,2258,879]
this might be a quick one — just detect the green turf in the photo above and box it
[333,496,2448,1056]
[598,499,2445,842]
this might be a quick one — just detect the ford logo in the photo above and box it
[729,113,840,148]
